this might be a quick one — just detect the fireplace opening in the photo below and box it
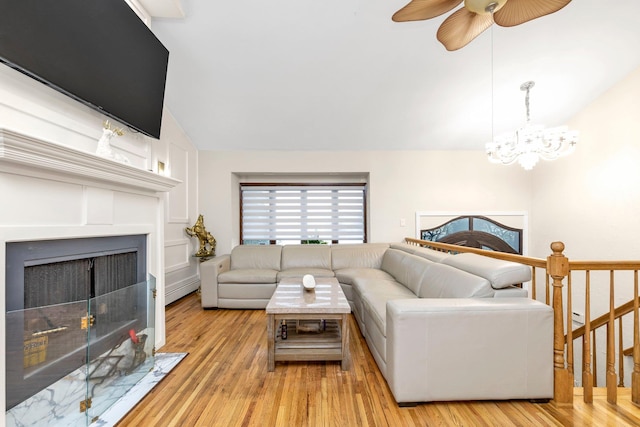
[5,235,148,409]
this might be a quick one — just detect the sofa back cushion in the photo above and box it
[230,245,282,270]
[381,249,433,295]
[441,253,531,289]
[281,244,332,270]
[331,243,389,270]
[417,263,493,298]
[390,243,451,263]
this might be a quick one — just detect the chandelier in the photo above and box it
[486,81,578,170]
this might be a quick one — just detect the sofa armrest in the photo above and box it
[385,298,553,404]
[200,255,230,308]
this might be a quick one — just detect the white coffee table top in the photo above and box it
[266,277,350,314]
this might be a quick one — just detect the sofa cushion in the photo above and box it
[280,244,332,270]
[230,245,282,270]
[380,249,433,295]
[218,268,278,284]
[352,276,412,298]
[418,263,493,298]
[441,253,531,289]
[390,243,451,263]
[334,267,394,286]
[331,243,389,270]
[361,287,417,338]
[276,268,335,280]
[218,282,277,299]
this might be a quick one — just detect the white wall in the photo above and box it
[157,112,201,304]
[531,66,640,386]
[531,66,640,259]
[0,65,151,168]
[198,150,534,255]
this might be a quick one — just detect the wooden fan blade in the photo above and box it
[436,8,494,51]
[392,0,463,22]
[494,0,572,27]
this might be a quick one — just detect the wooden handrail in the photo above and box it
[569,261,640,270]
[569,299,637,340]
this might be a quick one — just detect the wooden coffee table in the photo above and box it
[266,277,351,371]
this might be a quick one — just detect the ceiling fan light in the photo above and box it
[464,0,508,15]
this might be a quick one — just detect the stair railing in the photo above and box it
[563,262,640,405]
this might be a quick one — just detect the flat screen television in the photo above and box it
[0,0,169,139]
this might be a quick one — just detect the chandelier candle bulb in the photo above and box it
[486,81,578,170]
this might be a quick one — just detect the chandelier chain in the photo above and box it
[521,80,535,124]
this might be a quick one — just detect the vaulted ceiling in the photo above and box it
[148,0,640,151]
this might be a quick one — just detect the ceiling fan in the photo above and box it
[392,0,572,51]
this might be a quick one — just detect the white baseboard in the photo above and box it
[165,275,200,305]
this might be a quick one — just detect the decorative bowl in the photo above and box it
[302,274,316,291]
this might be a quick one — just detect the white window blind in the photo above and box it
[241,184,366,242]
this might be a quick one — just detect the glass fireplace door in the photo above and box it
[6,276,156,426]
[83,275,156,423]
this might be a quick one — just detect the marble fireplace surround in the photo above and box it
[0,128,181,414]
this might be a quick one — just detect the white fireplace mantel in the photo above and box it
[0,128,181,193]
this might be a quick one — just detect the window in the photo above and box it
[241,184,366,244]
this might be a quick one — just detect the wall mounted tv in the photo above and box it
[0,1,169,139]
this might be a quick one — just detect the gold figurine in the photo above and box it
[185,214,216,258]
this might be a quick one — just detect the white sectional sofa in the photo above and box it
[200,242,553,404]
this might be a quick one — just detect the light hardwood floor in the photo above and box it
[119,292,640,426]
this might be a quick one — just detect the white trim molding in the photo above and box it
[0,128,181,193]
[164,238,192,273]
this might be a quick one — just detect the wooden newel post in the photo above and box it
[548,241,573,405]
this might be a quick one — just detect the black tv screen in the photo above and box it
[0,0,169,139]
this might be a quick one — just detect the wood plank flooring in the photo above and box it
[119,292,640,426]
